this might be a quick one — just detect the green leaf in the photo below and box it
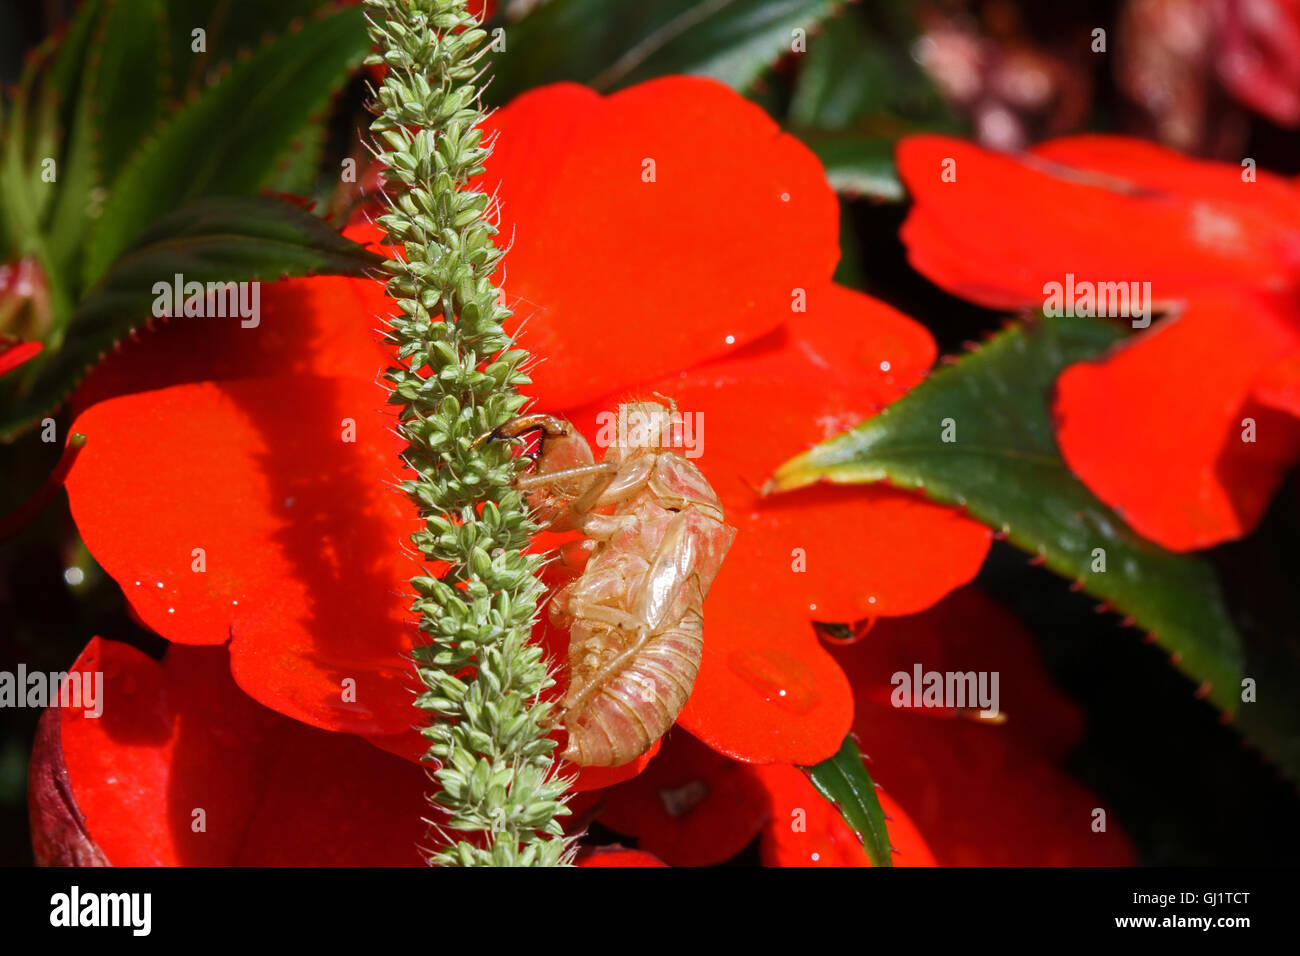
[804,736,892,867]
[0,0,103,259]
[800,132,903,201]
[86,0,168,187]
[159,0,334,106]
[770,317,1247,724]
[786,4,952,131]
[1,196,382,439]
[45,0,171,303]
[261,121,327,197]
[81,4,369,288]
[489,0,843,102]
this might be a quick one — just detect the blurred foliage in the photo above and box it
[0,0,376,437]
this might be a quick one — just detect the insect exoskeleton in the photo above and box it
[493,400,736,766]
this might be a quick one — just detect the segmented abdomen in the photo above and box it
[560,610,704,766]
[557,497,735,767]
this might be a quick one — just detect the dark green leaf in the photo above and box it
[770,317,1247,726]
[261,121,327,197]
[1,196,382,439]
[800,132,903,201]
[86,0,168,186]
[489,0,842,102]
[45,0,171,297]
[804,735,892,867]
[0,0,103,259]
[160,0,332,107]
[786,6,952,131]
[82,4,369,287]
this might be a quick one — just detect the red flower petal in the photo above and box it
[1055,295,1300,550]
[676,559,854,766]
[897,134,1300,309]
[64,377,420,735]
[71,229,391,416]
[752,763,936,867]
[480,77,840,408]
[1252,353,1300,419]
[598,730,770,866]
[35,638,429,865]
[595,730,937,867]
[0,340,42,378]
[1031,135,1300,216]
[645,369,991,622]
[575,847,668,867]
[830,588,1135,866]
[834,587,1084,760]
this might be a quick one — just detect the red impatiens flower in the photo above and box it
[579,727,938,867]
[29,584,1130,866]
[30,638,428,866]
[584,586,1131,867]
[896,133,1300,552]
[828,587,1133,866]
[61,77,991,779]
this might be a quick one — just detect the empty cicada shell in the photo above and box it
[497,400,736,766]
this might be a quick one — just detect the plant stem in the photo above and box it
[365,0,571,867]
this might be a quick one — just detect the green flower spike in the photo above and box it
[365,0,572,867]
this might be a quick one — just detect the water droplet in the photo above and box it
[63,567,84,586]
[728,649,817,714]
[879,360,891,371]
[811,852,821,862]
[167,607,175,614]
[780,192,791,202]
